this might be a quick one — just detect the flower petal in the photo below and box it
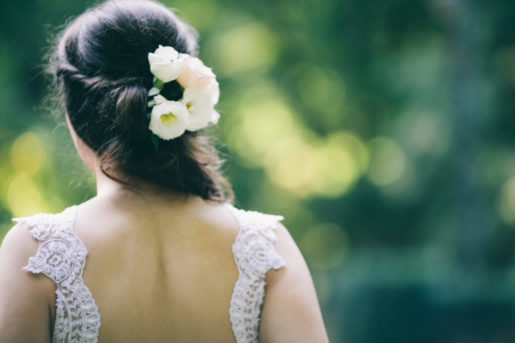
[155,45,179,61]
[150,61,184,82]
[149,100,190,140]
[182,88,216,131]
[148,46,185,82]
[153,95,167,105]
[176,55,219,104]
[210,110,220,124]
[148,87,160,97]
[205,79,220,105]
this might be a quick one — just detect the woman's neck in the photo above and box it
[93,164,195,205]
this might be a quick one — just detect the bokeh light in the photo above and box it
[367,137,407,187]
[10,131,46,175]
[300,223,348,270]
[208,21,279,76]
[6,173,43,217]
[298,66,346,120]
[498,176,515,225]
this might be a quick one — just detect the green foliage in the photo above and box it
[1,0,515,341]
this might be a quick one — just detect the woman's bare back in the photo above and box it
[0,186,328,342]
[76,193,240,342]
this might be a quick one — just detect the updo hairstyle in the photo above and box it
[49,0,232,202]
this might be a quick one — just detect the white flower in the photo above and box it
[148,45,185,82]
[148,87,160,97]
[210,110,220,124]
[205,78,220,105]
[146,46,222,138]
[147,94,167,107]
[177,55,220,104]
[148,100,190,140]
[177,56,214,88]
[182,88,219,131]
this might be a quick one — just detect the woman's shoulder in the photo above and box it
[0,215,57,331]
[224,203,284,230]
[1,205,78,265]
[5,206,86,282]
[224,203,291,250]
[1,219,41,271]
[10,206,78,238]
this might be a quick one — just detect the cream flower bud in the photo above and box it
[148,45,185,82]
[149,100,190,140]
[177,55,220,104]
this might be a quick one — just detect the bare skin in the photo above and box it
[0,119,329,342]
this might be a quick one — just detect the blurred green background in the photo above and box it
[1,0,515,341]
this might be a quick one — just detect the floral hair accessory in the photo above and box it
[147,45,220,141]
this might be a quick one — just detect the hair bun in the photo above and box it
[51,0,232,202]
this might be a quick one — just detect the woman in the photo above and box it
[0,0,328,342]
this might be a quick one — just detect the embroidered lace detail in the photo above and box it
[12,204,284,343]
[225,204,286,343]
[13,206,100,343]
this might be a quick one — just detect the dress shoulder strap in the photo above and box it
[225,204,286,343]
[13,206,101,343]
[14,206,82,282]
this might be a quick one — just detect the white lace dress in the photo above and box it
[13,203,285,343]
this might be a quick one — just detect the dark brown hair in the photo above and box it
[49,0,233,202]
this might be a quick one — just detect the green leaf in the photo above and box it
[151,134,159,153]
[155,79,164,90]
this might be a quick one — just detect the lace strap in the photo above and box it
[226,204,286,343]
[13,206,86,284]
[13,206,101,343]
[227,204,285,276]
